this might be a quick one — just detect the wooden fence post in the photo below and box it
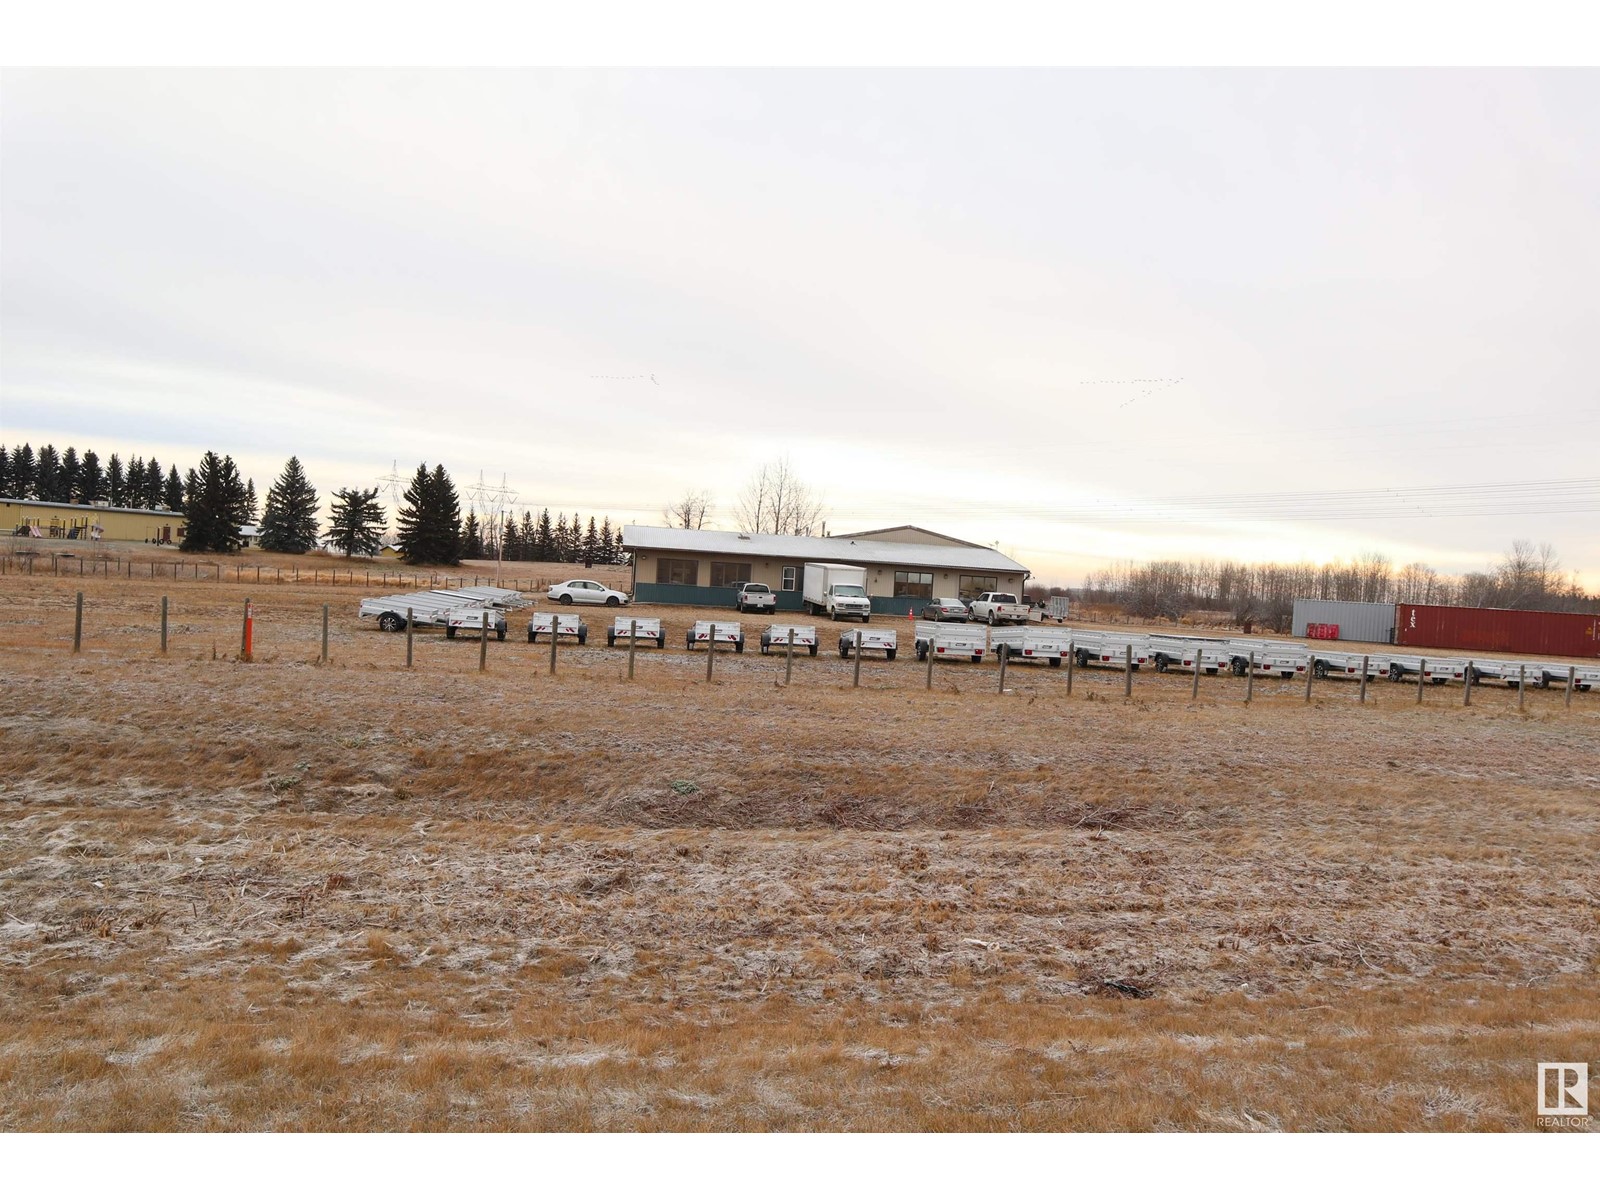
[479,610,489,672]
[1192,650,1201,700]
[852,629,862,688]
[786,624,796,686]
[998,642,1009,693]
[1416,658,1426,705]
[1359,655,1369,705]
[161,596,169,654]
[1566,665,1576,709]
[925,635,935,691]
[549,616,559,676]
[1245,652,1254,704]
[1304,655,1314,702]
[1463,661,1473,707]
[1517,664,1525,710]
[73,591,83,653]
[1123,644,1132,698]
[1066,641,1074,695]
[321,604,330,664]
[406,608,414,668]
[706,623,716,682]
[627,618,638,680]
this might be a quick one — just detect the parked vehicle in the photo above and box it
[1225,639,1310,679]
[913,621,986,663]
[734,583,777,614]
[968,592,1029,625]
[606,617,665,648]
[687,621,745,652]
[1305,649,1380,680]
[547,579,629,606]
[840,628,898,660]
[1045,596,1071,623]
[527,612,588,644]
[444,608,507,640]
[920,597,970,622]
[1062,630,1152,671]
[760,624,818,656]
[987,626,1071,667]
[802,562,871,622]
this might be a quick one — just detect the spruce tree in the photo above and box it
[258,456,320,553]
[36,445,60,501]
[107,453,124,506]
[516,511,533,561]
[13,444,37,499]
[145,457,162,508]
[554,513,569,563]
[245,478,259,523]
[598,516,614,564]
[395,463,463,565]
[180,452,250,553]
[327,487,385,557]
[79,450,105,504]
[534,509,553,560]
[0,446,10,497]
[127,456,145,506]
[462,510,484,559]
[164,466,184,512]
[582,516,599,567]
[502,514,522,561]
[60,448,81,503]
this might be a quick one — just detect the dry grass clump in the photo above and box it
[1,573,1597,1130]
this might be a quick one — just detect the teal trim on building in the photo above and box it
[871,594,921,615]
[634,582,805,611]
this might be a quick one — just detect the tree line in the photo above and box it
[1,442,187,512]
[1075,541,1599,630]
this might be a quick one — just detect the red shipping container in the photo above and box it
[1395,604,1600,658]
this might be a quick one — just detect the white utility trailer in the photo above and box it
[1513,661,1600,690]
[444,608,507,640]
[687,621,745,653]
[760,624,819,655]
[914,621,987,663]
[527,612,588,644]
[1063,630,1152,671]
[987,626,1072,667]
[359,589,515,632]
[1045,596,1071,622]
[605,617,665,648]
[1146,635,1233,675]
[1222,639,1310,679]
[1305,648,1380,681]
[839,628,898,660]
[1366,653,1458,684]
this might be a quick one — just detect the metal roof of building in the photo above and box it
[621,525,1028,575]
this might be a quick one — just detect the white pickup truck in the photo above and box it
[734,583,777,614]
[968,592,1030,625]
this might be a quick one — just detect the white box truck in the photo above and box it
[802,562,871,622]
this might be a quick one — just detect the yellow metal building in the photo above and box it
[1,498,184,544]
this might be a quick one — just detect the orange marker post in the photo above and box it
[241,598,254,663]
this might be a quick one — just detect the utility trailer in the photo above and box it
[444,608,507,640]
[913,621,987,663]
[687,621,745,653]
[1365,653,1457,684]
[987,626,1072,667]
[760,624,818,656]
[1305,648,1381,680]
[360,589,512,632]
[527,612,588,644]
[1045,596,1071,623]
[605,617,665,648]
[1508,661,1600,691]
[1062,630,1152,671]
[1146,635,1233,675]
[1223,638,1310,679]
[839,628,898,660]
[452,585,531,609]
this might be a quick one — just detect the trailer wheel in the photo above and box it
[577,631,587,645]
[1155,654,1170,673]
[735,638,745,654]
[656,635,665,648]
[809,644,818,656]
[760,643,769,655]
[1389,664,1404,683]
[1280,671,1293,680]
[1313,660,1329,679]
[840,643,851,659]
[1231,658,1247,677]
[916,645,927,661]
[497,629,505,642]
[1049,657,1062,668]
[528,630,537,643]
[377,612,404,633]
[445,626,456,639]
[607,631,616,647]
[686,633,694,650]
[885,649,896,662]
[1076,649,1091,669]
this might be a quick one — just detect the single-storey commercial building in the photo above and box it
[2,497,184,544]
[623,524,1029,614]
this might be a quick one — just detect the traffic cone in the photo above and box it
[908,605,914,620]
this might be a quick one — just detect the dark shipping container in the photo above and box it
[1394,604,1600,658]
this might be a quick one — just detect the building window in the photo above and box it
[709,561,753,589]
[959,575,999,599]
[655,558,699,586]
[781,565,797,591]
[893,570,933,599]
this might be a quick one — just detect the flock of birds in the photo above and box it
[1079,377,1186,409]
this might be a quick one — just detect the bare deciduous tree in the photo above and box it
[734,456,825,536]
[662,490,712,530]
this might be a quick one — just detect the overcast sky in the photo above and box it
[3,68,1597,586]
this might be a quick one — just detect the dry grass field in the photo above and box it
[1,549,1596,1131]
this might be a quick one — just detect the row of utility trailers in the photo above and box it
[1291,599,1600,659]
